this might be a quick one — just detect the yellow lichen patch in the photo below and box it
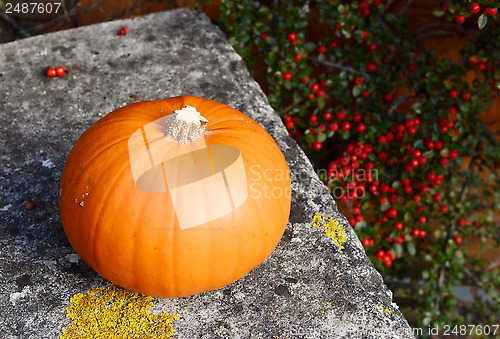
[61,284,178,338]
[385,308,392,314]
[312,213,347,250]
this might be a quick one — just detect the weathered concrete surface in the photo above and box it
[0,8,414,338]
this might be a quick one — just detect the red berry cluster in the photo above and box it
[117,27,128,36]
[376,248,396,267]
[46,67,65,78]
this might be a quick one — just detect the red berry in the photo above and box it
[384,93,393,102]
[118,27,128,36]
[367,63,376,72]
[329,122,339,131]
[378,151,388,161]
[341,121,351,131]
[419,230,427,238]
[383,260,392,267]
[468,2,480,14]
[294,54,303,62]
[336,110,346,120]
[403,185,413,194]
[354,77,364,86]
[449,107,457,115]
[458,218,468,227]
[419,216,427,224]
[427,171,436,181]
[426,140,435,149]
[317,45,327,54]
[356,123,366,133]
[324,111,332,121]
[455,14,465,24]
[286,121,294,130]
[440,157,449,166]
[440,205,449,214]
[378,135,387,144]
[369,43,377,51]
[261,32,269,40]
[313,141,323,151]
[309,114,318,123]
[46,68,57,78]
[449,149,459,160]
[408,63,417,72]
[435,141,443,150]
[330,41,337,48]
[395,236,404,244]
[410,158,419,167]
[412,195,421,203]
[301,77,309,84]
[485,7,497,16]
[386,207,398,219]
[364,144,373,153]
[317,89,326,98]
[283,72,292,81]
[352,114,362,123]
[449,89,458,99]
[394,221,403,231]
[55,67,66,77]
[376,249,385,258]
[454,236,463,245]
[311,83,320,92]
[287,33,297,42]
[411,228,421,238]
[462,92,471,101]
[433,193,442,202]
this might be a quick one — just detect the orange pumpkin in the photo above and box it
[59,95,291,298]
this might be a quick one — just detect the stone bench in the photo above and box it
[0,8,413,338]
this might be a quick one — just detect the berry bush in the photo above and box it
[219,0,499,332]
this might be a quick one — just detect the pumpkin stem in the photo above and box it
[164,106,208,143]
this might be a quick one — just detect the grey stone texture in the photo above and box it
[0,8,414,338]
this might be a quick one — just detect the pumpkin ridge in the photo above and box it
[66,133,132,192]
[88,159,133,276]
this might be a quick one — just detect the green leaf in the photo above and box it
[413,139,424,149]
[352,85,362,97]
[407,241,416,256]
[411,102,422,114]
[478,13,487,29]
[303,42,316,52]
[432,8,444,17]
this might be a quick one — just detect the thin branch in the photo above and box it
[478,119,500,146]
[417,21,463,33]
[434,145,479,313]
[398,0,413,17]
[0,12,32,38]
[308,56,371,82]
[388,93,410,114]
[283,97,306,114]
